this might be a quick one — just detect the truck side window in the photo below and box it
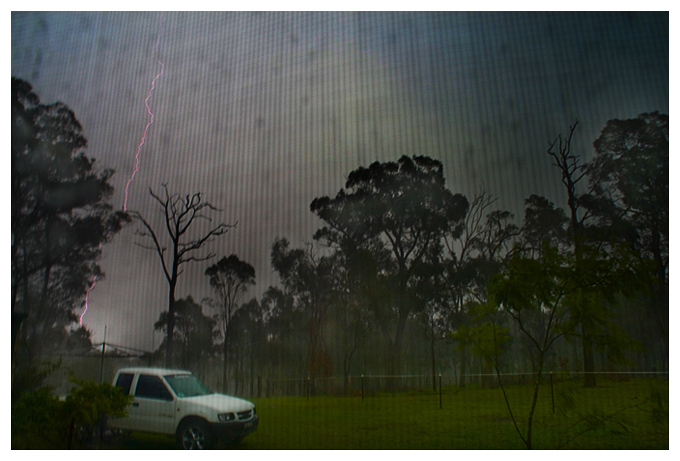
[135,374,173,401]
[115,373,134,395]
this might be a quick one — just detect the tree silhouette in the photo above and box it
[131,185,235,367]
[547,121,599,386]
[324,247,381,394]
[588,112,668,359]
[271,238,335,384]
[519,195,570,258]
[545,120,657,386]
[205,255,256,393]
[311,155,468,381]
[442,191,517,387]
[261,285,306,381]
[153,296,217,373]
[11,77,127,391]
[228,298,266,395]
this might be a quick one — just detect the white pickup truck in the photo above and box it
[108,367,258,449]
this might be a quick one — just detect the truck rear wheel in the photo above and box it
[177,418,213,450]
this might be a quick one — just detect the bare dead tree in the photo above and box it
[547,121,599,387]
[547,120,589,237]
[131,184,236,367]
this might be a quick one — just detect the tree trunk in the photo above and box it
[343,346,353,395]
[387,309,409,390]
[250,342,255,397]
[581,324,596,387]
[524,350,546,449]
[651,222,669,359]
[234,346,240,395]
[222,333,229,393]
[430,325,437,391]
[459,345,467,388]
[386,341,400,390]
[39,220,53,336]
[165,280,177,368]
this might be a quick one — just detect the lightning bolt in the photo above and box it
[80,243,103,326]
[123,12,165,211]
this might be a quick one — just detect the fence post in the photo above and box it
[550,371,555,414]
[361,375,364,402]
[439,373,442,409]
[307,377,310,400]
[99,325,107,384]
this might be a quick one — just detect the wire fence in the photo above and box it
[261,371,669,399]
[32,349,668,402]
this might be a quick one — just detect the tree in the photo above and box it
[519,195,570,258]
[271,238,335,384]
[204,255,256,393]
[441,191,517,387]
[547,121,602,386]
[410,246,449,391]
[547,119,662,385]
[311,155,468,380]
[479,245,571,449]
[440,192,487,387]
[588,113,668,358]
[11,78,127,391]
[311,187,392,390]
[228,298,266,395]
[153,296,217,372]
[132,185,235,367]
[476,237,645,449]
[261,286,307,383]
[325,248,379,394]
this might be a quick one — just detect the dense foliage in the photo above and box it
[11,78,128,396]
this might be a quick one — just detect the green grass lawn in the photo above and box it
[113,378,668,449]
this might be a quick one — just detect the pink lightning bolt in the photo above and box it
[80,243,103,326]
[123,13,166,211]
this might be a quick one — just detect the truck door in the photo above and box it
[110,372,136,431]
[127,374,177,434]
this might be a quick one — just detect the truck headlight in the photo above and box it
[218,413,235,422]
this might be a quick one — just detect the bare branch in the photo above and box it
[130,210,172,282]
[181,253,217,264]
[133,186,236,300]
[177,223,236,258]
[133,241,163,252]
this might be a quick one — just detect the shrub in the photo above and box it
[12,379,132,449]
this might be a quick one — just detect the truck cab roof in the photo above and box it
[115,367,192,376]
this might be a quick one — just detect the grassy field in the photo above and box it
[113,378,668,450]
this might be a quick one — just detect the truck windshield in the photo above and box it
[164,374,213,397]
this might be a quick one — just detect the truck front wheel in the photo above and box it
[177,418,213,450]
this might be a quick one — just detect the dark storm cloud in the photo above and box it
[11,11,668,349]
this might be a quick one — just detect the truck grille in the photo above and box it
[237,410,253,420]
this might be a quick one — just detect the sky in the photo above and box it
[10,10,669,351]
